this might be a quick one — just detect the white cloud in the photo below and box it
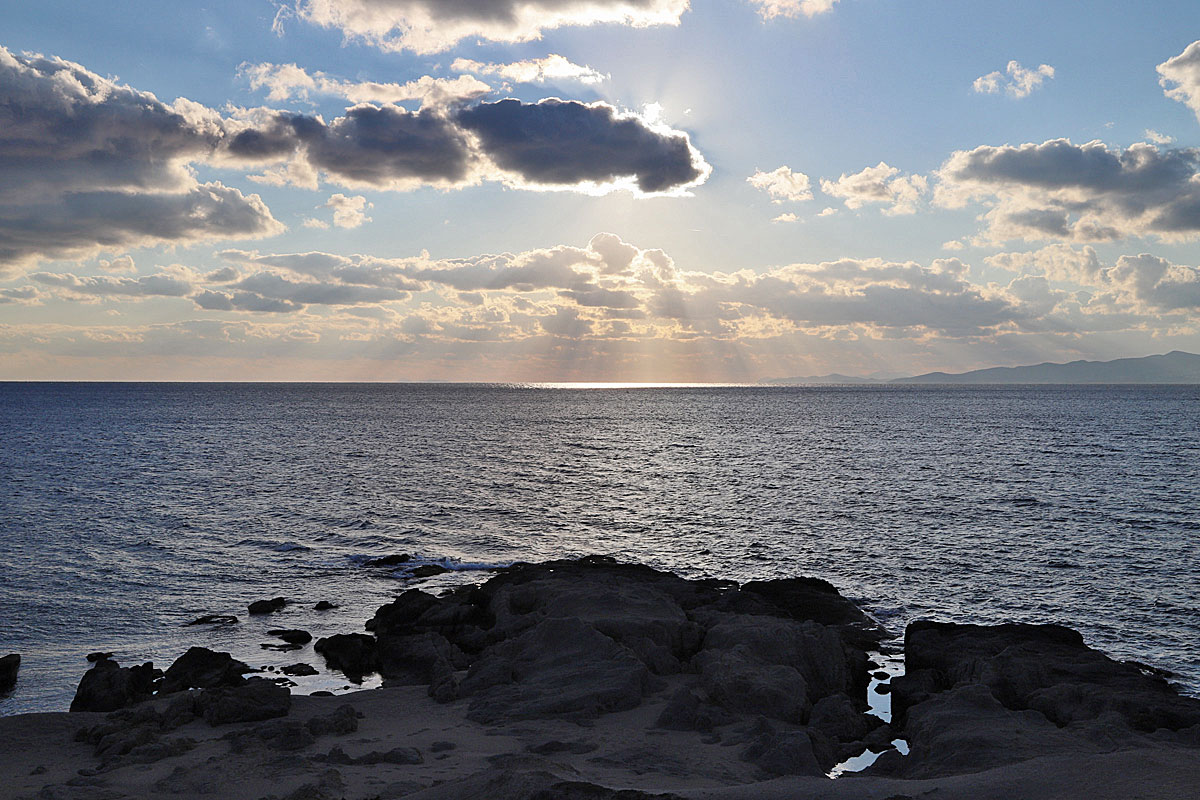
[748,0,838,20]
[1158,40,1200,121]
[97,255,137,274]
[295,0,690,54]
[747,166,813,203]
[973,61,1055,99]
[325,193,373,228]
[451,55,608,86]
[942,240,964,251]
[240,62,491,106]
[820,162,928,215]
[772,212,799,223]
[1144,129,1175,145]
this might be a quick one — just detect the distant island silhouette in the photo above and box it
[765,351,1200,385]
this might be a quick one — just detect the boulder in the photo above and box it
[196,677,291,726]
[161,647,250,694]
[70,659,161,712]
[740,577,888,647]
[314,601,337,611]
[268,629,313,645]
[696,648,810,724]
[894,621,1200,733]
[247,597,288,615]
[281,663,319,677]
[808,692,881,743]
[0,653,19,692]
[740,729,824,777]
[86,652,114,663]
[314,633,379,682]
[364,554,411,567]
[411,564,450,578]
[459,617,649,723]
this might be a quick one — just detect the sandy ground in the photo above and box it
[4,679,1200,800]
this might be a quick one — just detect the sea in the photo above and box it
[2,382,1198,716]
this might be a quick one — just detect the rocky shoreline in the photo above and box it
[3,556,1199,799]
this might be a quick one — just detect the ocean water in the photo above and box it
[2,382,1198,716]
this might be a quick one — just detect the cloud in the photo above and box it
[294,0,689,54]
[320,193,373,228]
[240,62,490,105]
[973,61,1055,99]
[0,46,282,274]
[30,270,195,299]
[820,162,927,215]
[234,97,709,196]
[1145,129,1175,145]
[451,55,607,86]
[935,138,1200,242]
[748,0,838,20]
[772,212,799,223]
[453,98,710,194]
[987,244,1200,313]
[97,255,137,274]
[1158,40,1200,121]
[747,166,813,203]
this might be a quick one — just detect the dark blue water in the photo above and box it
[2,383,1198,715]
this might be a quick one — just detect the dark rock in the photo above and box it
[0,653,19,692]
[195,677,291,725]
[528,739,598,755]
[248,597,288,615]
[740,577,889,648]
[697,648,810,724]
[654,685,732,732]
[160,647,250,694]
[305,704,360,736]
[365,554,412,567]
[808,693,882,742]
[874,682,891,694]
[430,740,456,752]
[252,719,316,751]
[411,564,450,578]
[459,617,649,723]
[894,621,1200,733]
[317,744,423,765]
[280,662,318,676]
[873,670,890,680]
[314,633,379,682]
[377,631,467,693]
[314,601,337,611]
[85,652,113,663]
[70,659,161,712]
[184,614,238,626]
[740,729,824,776]
[311,690,334,697]
[366,589,442,636]
[268,629,313,645]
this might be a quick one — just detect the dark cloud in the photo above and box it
[936,139,1200,242]
[455,99,708,193]
[0,47,281,274]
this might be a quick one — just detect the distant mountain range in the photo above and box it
[764,351,1200,385]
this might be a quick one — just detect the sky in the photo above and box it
[4,0,1200,381]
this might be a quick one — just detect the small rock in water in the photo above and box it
[248,598,288,615]
[314,601,337,611]
[267,629,313,645]
[0,653,20,692]
[85,652,114,663]
[186,614,239,627]
[874,683,892,694]
[873,670,890,681]
[365,554,411,567]
[281,663,319,677]
[410,564,450,578]
[311,690,335,697]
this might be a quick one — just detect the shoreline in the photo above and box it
[3,556,1199,799]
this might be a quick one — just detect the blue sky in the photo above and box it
[4,0,1200,380]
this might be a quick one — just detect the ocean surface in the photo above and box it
[2,382,1198,716]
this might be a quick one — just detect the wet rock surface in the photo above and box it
[0,653,19,692]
